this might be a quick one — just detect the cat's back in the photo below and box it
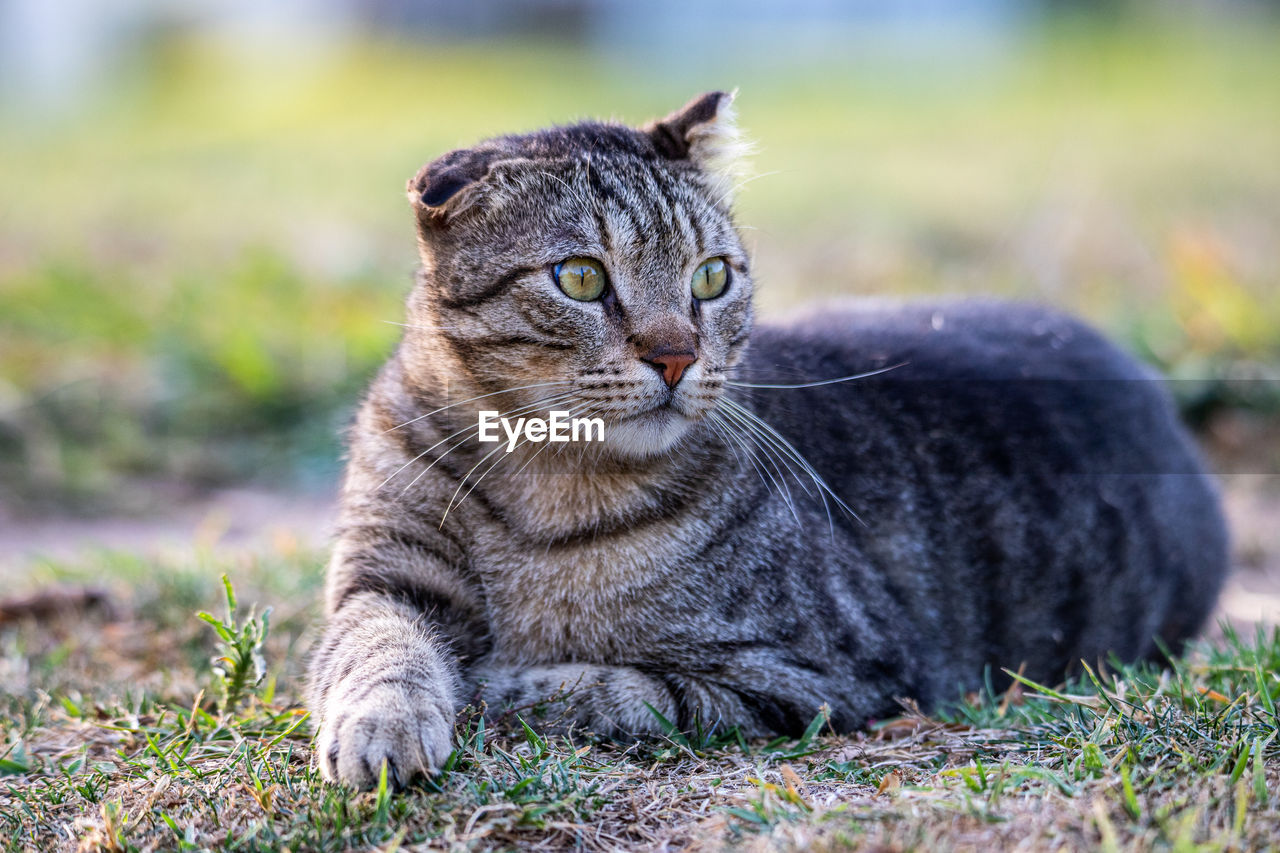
[739,299,1228,681]
[745,299,1196,476]
[749,299,1148,384]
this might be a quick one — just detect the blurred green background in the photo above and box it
[1,0,1278,515]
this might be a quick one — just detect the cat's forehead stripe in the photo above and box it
[517,149,726,266]
[570,156,715,267]
[648,162,706,256]
[584,164,642,251]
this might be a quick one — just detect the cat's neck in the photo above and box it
[473,423,730,542]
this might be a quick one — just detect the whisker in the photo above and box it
[703,411,742,467]
[716,413,793,518]
[720,402,816,499]
[384,380,572,433]
[723,398,832,535]
[508,423,560,480]
[386,393,572,496]
[437,440,510,527]
[383,389,579,493]
[722,397,864,529]
[706,411,773,496]
[718,404,803,526]
[734,403,836,539]
[726,362,908,390]
[383,320,470,333]
[439,399,595,526]
[538,169,596,216]
[520,400,601,480]
[711,169,785,210]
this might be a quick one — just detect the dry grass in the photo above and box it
[1,550,1278,851]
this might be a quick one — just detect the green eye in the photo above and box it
[554,257,607,301]
[691,257,730,300]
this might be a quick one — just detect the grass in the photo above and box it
[2,551,1278,851]
[2,17,1278,848]
[2,18,1279,508]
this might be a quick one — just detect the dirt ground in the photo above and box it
[1,474,1277,635]
[0,485,336,578]
[1214,475,1280,634]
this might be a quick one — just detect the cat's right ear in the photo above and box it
[644,90,749,200]
[407,148,495,228]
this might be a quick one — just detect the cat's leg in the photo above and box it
[470,664,682,735]
[469,663,835,738]
[308,533,486,790]
[308,592,459,789]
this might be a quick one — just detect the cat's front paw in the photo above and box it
[317,686,454,790]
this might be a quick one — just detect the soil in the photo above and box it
[0,485,337,579]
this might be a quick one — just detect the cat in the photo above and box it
[307,92,1229,790]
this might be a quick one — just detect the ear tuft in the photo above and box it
[644,90,751,201]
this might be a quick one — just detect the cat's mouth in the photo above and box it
[604,391,696,430]
[617,401,680,424]
[632,390,709,423]
[588,379,725,457]
[577,377,719,459]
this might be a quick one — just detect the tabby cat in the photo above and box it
[308,92,1228,789]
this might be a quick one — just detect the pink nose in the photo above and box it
[642,352,697,388]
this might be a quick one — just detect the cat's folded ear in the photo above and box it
[407,147,497,228]
[644,90,750,198]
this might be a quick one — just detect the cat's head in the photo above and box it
[402,91,754,459]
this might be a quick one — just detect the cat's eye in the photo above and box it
[553,257,607,301]
[691,257,730,300]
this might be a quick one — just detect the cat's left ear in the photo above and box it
[644,90,749,198]
[407,147,498,229]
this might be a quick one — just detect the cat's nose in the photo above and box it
[641,351,697,388]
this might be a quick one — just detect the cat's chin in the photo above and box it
[600,408,694,459]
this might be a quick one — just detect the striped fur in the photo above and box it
[308,93,1229,789]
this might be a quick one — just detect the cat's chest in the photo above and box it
[468,523,695,663]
